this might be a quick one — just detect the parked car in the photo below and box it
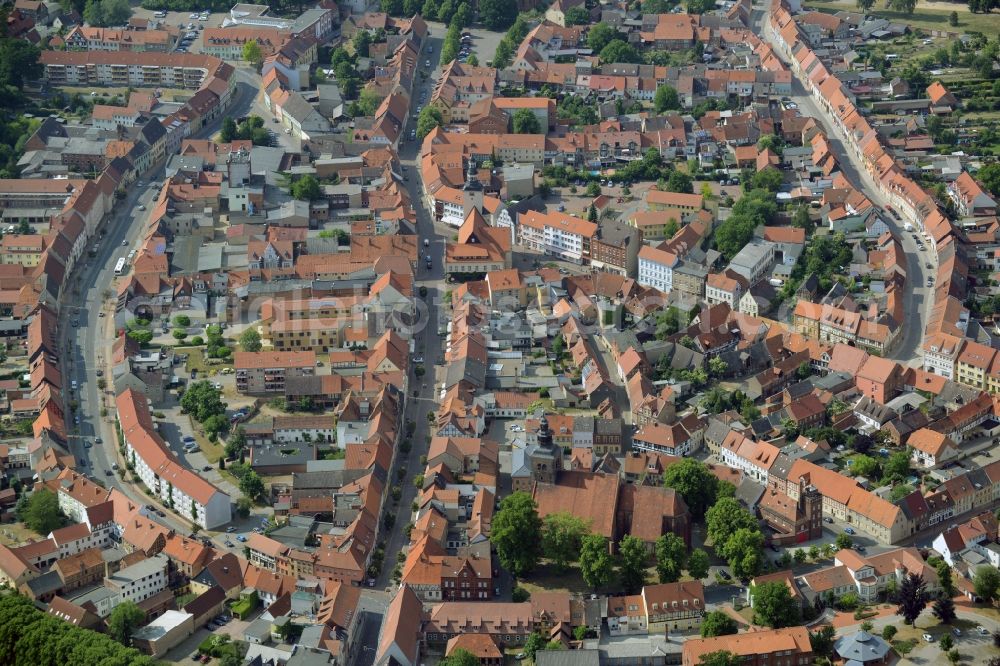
[922,633,934,642]
[952,628,961,636]
[823,517,833,523]
[843,527,855,535]
[718,569,732,580]
[236,535,247,542]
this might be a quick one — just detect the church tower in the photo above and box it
[462,157,484,219]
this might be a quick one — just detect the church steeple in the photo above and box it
[537,414,553,450]
[462,156,484,217]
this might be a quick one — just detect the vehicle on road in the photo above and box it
[922,633,934,642]
[952,628,961,636]
[718,569,732,580]
[114,257,127,275]
[844,527,855,535]
[95,437,102,444]
[823,516,833,523]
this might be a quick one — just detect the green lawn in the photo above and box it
[806,0,1000,36]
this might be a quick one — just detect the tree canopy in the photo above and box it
[663,458,720,519]
[751,581,802,628]
[655,533,687,583]
[108,601,145,645]
[478,0,518,29]
[16,488,66,534]
[512,108,543,134]
[0,594,155,665]
[701,610,738,637]
[239,328,262,352]
[492,491,543,577]
[599,39,641,64]
[290,175,322,201]
[579,534,615,590]
[541,512,589,573]
[618,534,648,593]
[587,24,617,53]
[654,84,681,112]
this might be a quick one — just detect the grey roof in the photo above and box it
[291,469,367,493]
[536,650,601,666]
[835,631,891,663]
[853,396,897,424]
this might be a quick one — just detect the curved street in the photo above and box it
[755,1,931,365]
[61,70,262,540]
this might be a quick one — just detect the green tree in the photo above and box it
[666,170,694,193]
[436,0,454,23]
[564,5,590,24]
[417,105,444,139]
[239,328,262,352]
[663,218,680,238]
[698,651,740,666]
[541,512,589,573]
[439,648,478,666]
[792,204,812,232]
[290,175,322,201]
[835,533,852,551]
[0,38,41,90]
[242,40,263,68]
[654,84,680,112]
[714,188,777,259]
[512,108,542,134]
[600,39,641,64]
[810,625,836,657]
[857,0,875,10]
[974,566,1000,603]
[708,355,728,378]
[421,0,438,17]
[706,497,758,548]
[107,601,144,645]
[977,163,1000,197]
[350,88,382,117]
[353,30,372,58]
[688,548,710,580]
[751,168,783,192]
[83,0,104,26]
[478,0,517,29]
[579,534,615,590]
[16,488,65,534]
[523,633,545,661]
[751,581,802,628]
[886,0,917,13]
[849,454,879,479]
[587,23,617,53]
[700,610,738,637]
[655,533,687,583]
[180,381,226,423]
[492,492,543,577]
[239,470,265,501]
[720,528,764,580]
[587,181,601,197]
[618,534,648,593]
[663,458,719,519]
[883,451,911,482]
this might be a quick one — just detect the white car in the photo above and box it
[922,633,934,642]
[189,12,199,18]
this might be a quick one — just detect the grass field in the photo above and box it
[805,0,1000,36]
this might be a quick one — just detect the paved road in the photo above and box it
[60,69,261,540]
[353,24,449,666]
[754,2,931,365]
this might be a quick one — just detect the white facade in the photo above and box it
[106,553,169,604]
[637,246,677,293]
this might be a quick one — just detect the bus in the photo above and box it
[114,257,127,276]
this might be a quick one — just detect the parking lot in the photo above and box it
[128,8,234,54]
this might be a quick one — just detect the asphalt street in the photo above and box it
[755,1,931,365]
[61,69,261,542]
